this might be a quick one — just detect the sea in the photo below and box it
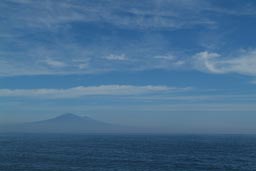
[0,134,256,171]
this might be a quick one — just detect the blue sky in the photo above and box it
[1,0,256,133]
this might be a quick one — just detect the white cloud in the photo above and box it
[2,0,256,77]
[251,80,256,84]
[153,54,176,60]
[77,63,88,69]
[193,51,223,73]
[104,54,127,61]
[204,3,256,16]
[43,59,67,67]
[193,50,256,76]
[0,0,216,34]
[0,85,181,98]
[2,48,256,77]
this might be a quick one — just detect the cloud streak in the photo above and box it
[2,0,255,36]
[0,85,185,98]
[2,49,256,77]
[1,0,215,32]
[43,59,67,68]
[193,49,256,76]
[104,54,127,61]
[1,0,256,79]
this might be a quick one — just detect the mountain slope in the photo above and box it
[0,113,134,133]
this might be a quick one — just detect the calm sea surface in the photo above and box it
[0,134,256,171]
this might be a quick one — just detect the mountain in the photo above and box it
[0,113,135,133]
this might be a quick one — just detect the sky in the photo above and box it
[1,0,256,133]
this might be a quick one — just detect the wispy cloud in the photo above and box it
[204,2,256,16]
[2,48,256,77]
[1,0,256,78]
[250,80,256,84]
[3,0,253,33]
[104,54,127,61]
[43,59,67,68]
[1,0,215,32]
[193,49,256,76]
[0,85,184,98]
[153,54,176,60]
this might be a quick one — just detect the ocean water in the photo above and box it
[0,134,256,171]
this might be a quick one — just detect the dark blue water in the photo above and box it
[1,134,256,171]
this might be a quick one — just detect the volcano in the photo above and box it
[0,113,134,133]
